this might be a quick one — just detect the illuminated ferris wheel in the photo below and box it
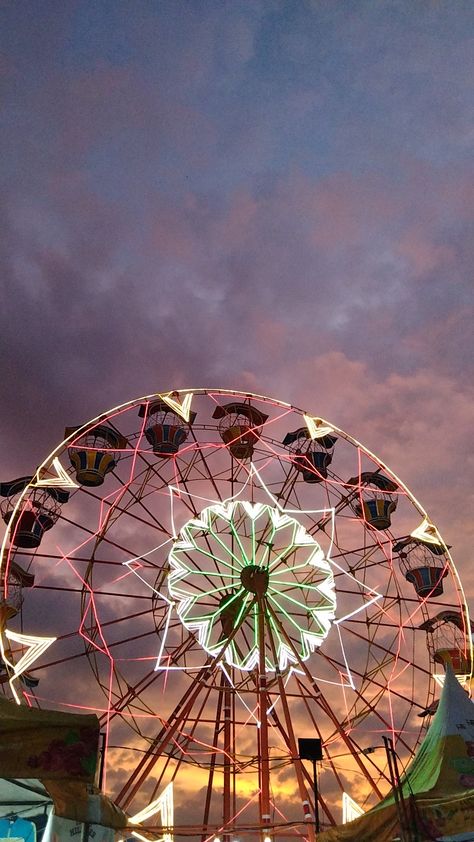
[0,389,471,839]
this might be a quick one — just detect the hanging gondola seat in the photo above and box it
[0,479,69,549]
[398,540,447,598]
[212,403,268,460]
[70,449,116,486]
[293,450,332,482]
[221,424,257,460]
[354,497,397,531]
[139,401,196,457]
[404,565,446,598]
[146,422,187,455]
[434,648,470,675]
[6,501,58,549]
[347,471,398,531]
[65,425,127,487]
[283,428,337,483]
[0,560,35,621]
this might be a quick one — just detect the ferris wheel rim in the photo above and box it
[0,386,471,835]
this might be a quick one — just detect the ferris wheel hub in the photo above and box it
[240,564,269,596]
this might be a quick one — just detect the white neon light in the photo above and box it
[342,792,365,823]
[303,414,336,440]
[334,594,382,626]
[335,624,356,690]
[1,629,56,704]
[168,499,336,672]
[121,539,177,671]
[219,663,260,724]
[168,462,335,540]
[167,462,385,689]
[159,391,194,423]
[410,518,443,547]
[130,781,173,842]
[33,457,79,489]
[125,543,269,683]
[266,667,303,716]
[433,672,471,690]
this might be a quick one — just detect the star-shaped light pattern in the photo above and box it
[128,781,174,842]
[342,792,365,823]
[168,501,336,672]
[0,629,56,704]
[165,462,384,687]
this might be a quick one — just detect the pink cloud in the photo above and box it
[397,228,455,278]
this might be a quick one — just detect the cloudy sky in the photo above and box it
[1,1,473,593]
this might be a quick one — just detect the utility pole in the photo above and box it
[298,737,323,836]
[383,737,418,842]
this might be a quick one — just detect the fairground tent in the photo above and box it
[0,696,127,833]
[0,777,51,818]
[317,665,474,841]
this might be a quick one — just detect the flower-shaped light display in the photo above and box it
[168,501,336,671]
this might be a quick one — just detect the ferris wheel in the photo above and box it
[0,388,471,839]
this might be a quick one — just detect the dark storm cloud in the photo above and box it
[0,0,473,625]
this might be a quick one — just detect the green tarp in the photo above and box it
[317,667,474,841]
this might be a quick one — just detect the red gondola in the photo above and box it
[0,477,69,549]
[396,540,448,598]
[212,403,268,460]
[283,427,337,483]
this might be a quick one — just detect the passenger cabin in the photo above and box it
[212,402,268,460]
[347,471,398,531]
[283,427,337,483]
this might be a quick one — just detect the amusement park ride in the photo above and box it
[0,388,471,841]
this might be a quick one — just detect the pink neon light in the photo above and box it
[58,552,115,790]
[201,790,261,842]
[270,799,308,841]
[23,692,168,719]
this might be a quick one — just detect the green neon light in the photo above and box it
[267,592,311,635]
[234,591,252,630]
[253,601,258,649]
[179,535,238,573]
[168,501,336,672]
[209,520,245,569]
[229,519,250,568]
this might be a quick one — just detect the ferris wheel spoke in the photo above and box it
[116,660,216,808]
[149,676,217,804]
[82,475,171,537]
[104,635,199,729]
[264,604,324,825]
[296,677,391,789]
[55,510,149,564]
[340,619,432,685]
[188,428,226,502]
[264,597,384,797]
[116,597,261,808]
